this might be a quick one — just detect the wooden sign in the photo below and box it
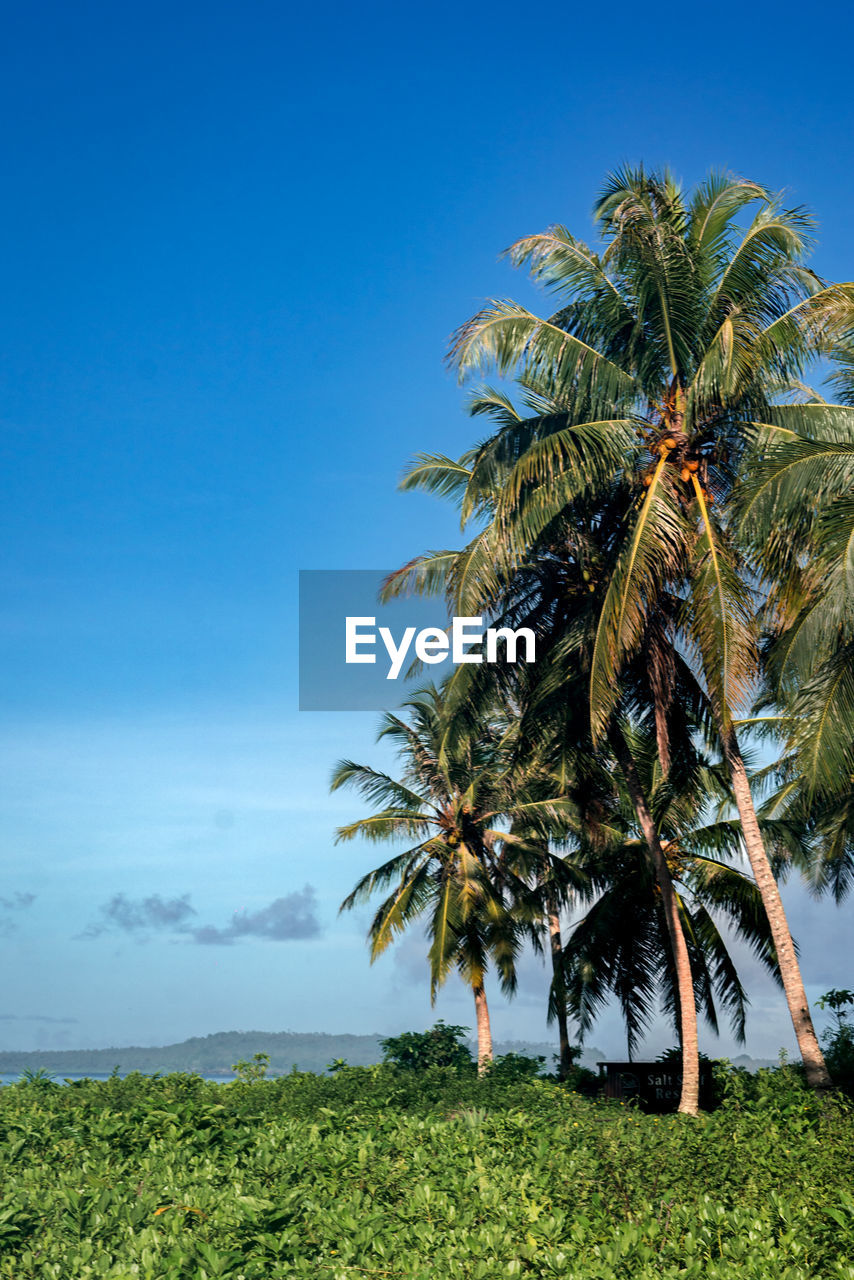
[596,1061,715,1112]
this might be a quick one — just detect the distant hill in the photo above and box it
[0,1031,385,1077]
[0,1030,608,1077]
[728,1052,782,1072]
[0,1031,777,1078]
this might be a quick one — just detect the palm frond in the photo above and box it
[448,299,635,414]
[683,479,757,724]
[590,463,688,740]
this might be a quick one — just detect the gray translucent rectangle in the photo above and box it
[298,570,456,711]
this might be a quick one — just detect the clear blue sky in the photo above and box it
[1,0,852,1058]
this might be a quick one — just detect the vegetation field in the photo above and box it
[2,1064,854,1279]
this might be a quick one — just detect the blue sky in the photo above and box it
[1,0,852,1059]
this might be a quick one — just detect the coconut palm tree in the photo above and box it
[332,684,573,1073]
[499,758,595,1082]
[437,168,854,1090]
[384,460,714,1111]
[560,721,786,1060]
[738,393,854,901]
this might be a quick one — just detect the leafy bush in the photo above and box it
[230,1052,271,1083]
[819,990,854,1097]
[0,1064,851,1277]
[380,1021,474,1071]
[825,1025,854,1095]
[483,1051,546,1081]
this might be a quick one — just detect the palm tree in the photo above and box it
[385,465,713,1112]
[499,759,592,1082]
[439,168,854,1089]
[561,722,785,1061]
[738,395,854,900]
[332,684,572,1073]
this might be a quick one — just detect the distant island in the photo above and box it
[0,1030,571,1076]
[0,1030,779,1077]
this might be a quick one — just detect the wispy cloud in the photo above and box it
[79,893,196,940]
[0,892,36,937]
[0,893,35,911]
[187,887,320,945]
[0,1013,78,1024]
[79,886,320,945]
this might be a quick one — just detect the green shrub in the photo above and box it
[484,1051,546,1081]
[379,1020,474,1071]
[0,1065,851,1277]
[230,1052,271,1083]
[819,989,854,1097]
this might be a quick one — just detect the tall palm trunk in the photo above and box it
[473,984,493,1076]
[723,728,832,1091]
[548,903,574,1080]
[611,729,700,1115]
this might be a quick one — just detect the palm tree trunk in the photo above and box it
[473,984,493,1076]
[722,728,832,1091]
[611,729,700,1116]
[648,628,674,779]
[548,906,573,1081]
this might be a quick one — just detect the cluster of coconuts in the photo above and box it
[641,433,711,500]
[447,807,472,848]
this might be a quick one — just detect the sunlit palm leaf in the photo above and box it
[590,461,688,740]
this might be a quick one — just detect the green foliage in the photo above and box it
[818,989,854,1029]
[818,990,854,1096]
[0,1068,852,1278]
[380,1021,474,1071]
[824,1025,854,1098]
[17,1067,57,1087]
[483,1051,546,1081]
[230,1053,270,1083]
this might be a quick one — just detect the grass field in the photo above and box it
[2,1065,853,1279]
